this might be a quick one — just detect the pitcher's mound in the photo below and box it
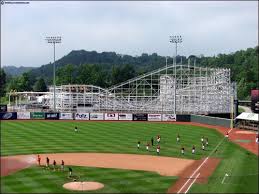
[63,181,104,191]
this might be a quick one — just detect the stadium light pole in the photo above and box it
[45,36,62,112]
[170,35,182,115]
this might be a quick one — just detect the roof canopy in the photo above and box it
[236,112,259,122]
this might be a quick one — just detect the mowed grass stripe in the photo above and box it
[1,121,258,193]
[1,165,177,193]
[2,121,223,158]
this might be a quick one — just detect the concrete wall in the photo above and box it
[190,114,231,128]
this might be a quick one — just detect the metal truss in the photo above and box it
[8,63,236,114]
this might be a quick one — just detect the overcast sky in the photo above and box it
[1,1,258,67]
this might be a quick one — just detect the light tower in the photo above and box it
[170,35,183,115]
[170,35,182,64]
[45,36,62,112]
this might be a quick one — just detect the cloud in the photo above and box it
[1,1,257,67]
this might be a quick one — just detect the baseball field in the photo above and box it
[1,120,258,193]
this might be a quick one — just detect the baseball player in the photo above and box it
[206,138,209,146]
[61,160,65,171]
[156,145,160,155]
[192,145,195,154]
[37,155,41,166]
[181,147,185,155]
[151,137,154,146]
[157,135,161,144]
[53,160,56,171]
[177,134,180,142]
[225,131,229,138]
[256,134,258,143]
[74,126,78,132]
[137,141,140,149]
[46,157,50,169]
[68,167,72,177]
[146,142,150,151]
[201,136,204,143]
[202,143,205,151]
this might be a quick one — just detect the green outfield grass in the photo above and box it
[1,165,177,193]
[1,121,258,193]
[1,121,222,159]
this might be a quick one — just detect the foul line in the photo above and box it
[184,172,200,193]
[177,134,227,193]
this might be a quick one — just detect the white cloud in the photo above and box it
[1,1,257,67]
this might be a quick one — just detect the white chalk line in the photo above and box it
[177,134,227,193]
[221,173,228,184]
[184,173,200,194]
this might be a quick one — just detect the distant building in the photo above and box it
[251,89,259,113]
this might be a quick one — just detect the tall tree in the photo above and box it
[19,72,32,91]
[33,78,47,92]
[56,64,76,85]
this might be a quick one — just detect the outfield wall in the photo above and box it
[190,114,231,128]
[0,112,176,122]
[0,111,231,127]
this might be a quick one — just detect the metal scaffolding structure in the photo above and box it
[44,64,236,114]
[8,62,236,114]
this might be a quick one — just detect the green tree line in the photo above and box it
[1,46,258,102]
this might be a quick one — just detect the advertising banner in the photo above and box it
[133,113,148,121]
[148,114,162,121]
[104,113,118,120]
[45,112,60,120]
[0,112,17,120]
[30,112,45,119]
[75,113,89,120]
[0,105,7,112]
[162,114,176,121]
[118,113,133,121]
[17,112,30,119]
[90,113,104,120]
[59,112,73,120]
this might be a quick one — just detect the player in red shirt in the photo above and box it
[61,160,65,171]
[37,155,41,166]
[225,131,229,139]
[53,160,56,171]
[157,135,161,144]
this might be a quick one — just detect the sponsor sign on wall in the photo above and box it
[104,113,118,120]
[118,113,133,121]
[0,112,17,120]
[148,114,162,121]
[90,113,104,120]
[0,105,7,112]
[59,112,73,120]
[133,113,148,121]
[30,112,45,119]
[45,112,60,120]
[162,114,176,121]
[17,112,30,119]
[75,113,89,120]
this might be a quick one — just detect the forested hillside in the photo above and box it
[2,66,34,76]
[0,46,258,101]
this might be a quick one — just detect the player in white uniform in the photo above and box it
[192,145,195,154]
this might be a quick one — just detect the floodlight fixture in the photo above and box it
[45,36,62,112]
[169,35,183,115]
